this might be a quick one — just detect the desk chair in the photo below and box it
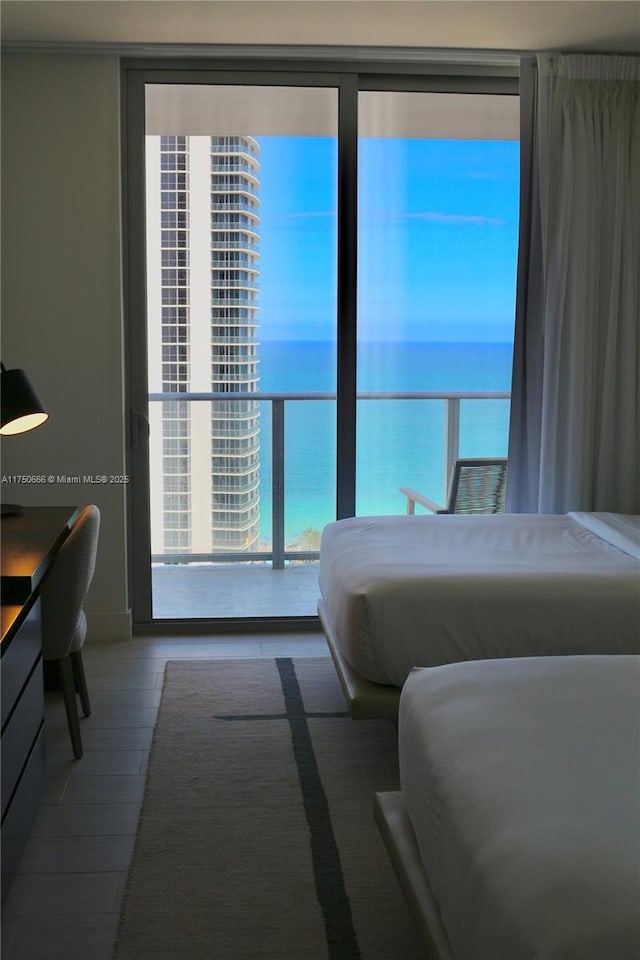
[400,457,508,515]
[40,504,100,759]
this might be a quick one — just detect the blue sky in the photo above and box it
[256,135,519,342]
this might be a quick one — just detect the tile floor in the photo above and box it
[1,632,329,960]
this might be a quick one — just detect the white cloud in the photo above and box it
[406,211,507,227]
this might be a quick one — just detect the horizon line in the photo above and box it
[257,337,514,345]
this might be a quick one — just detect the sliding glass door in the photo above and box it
[356,90,519,515]
[123,60,519,627]
[143,82,338,619]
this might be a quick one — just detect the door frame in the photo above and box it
[121,52,518,631]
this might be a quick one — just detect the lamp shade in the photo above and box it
[0,365,49,436]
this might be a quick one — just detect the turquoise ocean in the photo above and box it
[255,340,513,545]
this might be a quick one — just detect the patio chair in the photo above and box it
[400,457,508,515]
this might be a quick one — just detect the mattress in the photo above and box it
[398,655,640,960]
[318,512,640,687]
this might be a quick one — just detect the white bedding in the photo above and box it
[318,512,640,686]
[398,655,640,960]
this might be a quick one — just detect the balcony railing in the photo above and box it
[148,390,510,568]
[211,335,259,345]
[209,220,260,235]
[211,257,259,268]
[211,240,261,253]
[211,201,260,214]
[210,279,260,290]
[210,138,260,155]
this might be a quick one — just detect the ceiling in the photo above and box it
[1,1,639,53]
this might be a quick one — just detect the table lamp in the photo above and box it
[1,362,49,517]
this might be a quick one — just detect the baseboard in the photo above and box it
[86,610,132,643]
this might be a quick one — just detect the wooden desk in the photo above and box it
[1,506,80,608]
[1,506,78,899]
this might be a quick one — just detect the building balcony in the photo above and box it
[211,201,260,215]
[211,462,260,478]
[211,162,260,184]
[210,139,260,156]
[210,278,260,290]
[151,562,321,619]
[211,511,261,532]
[210,221,260,237]
[210,368,259,380]
[211,239,260,253]
[211,334,259,345]
[210,475,261,495]
[212,437,260,456]
[210,365,260,378]
[211,257,259,269]
[210,182,260,198]
[211,426,260,441]
[211,155,259,167]
[211,290,259,303]
[148,389,510,620]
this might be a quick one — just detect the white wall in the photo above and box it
[1,53,130,641]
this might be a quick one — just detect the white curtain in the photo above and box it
[507,54,640,514]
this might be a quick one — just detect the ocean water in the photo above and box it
[255,340,513,543]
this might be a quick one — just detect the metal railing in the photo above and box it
[148,390,510,568]
[210,240,261,252]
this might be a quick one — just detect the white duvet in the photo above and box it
[399,655,640,960]
[318,512,640,686]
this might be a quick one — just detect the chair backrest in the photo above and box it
[40,504,101,660]
[446,458,508,514]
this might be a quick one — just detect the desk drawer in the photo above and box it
[1,656,44,821]
[1,598,41,731]
[1,726,45,899]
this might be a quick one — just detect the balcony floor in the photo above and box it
[151,561,320,619]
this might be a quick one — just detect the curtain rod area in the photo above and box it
[0,41,523,68]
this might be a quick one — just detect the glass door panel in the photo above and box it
[144,84,338,618]
[356,90,519,515]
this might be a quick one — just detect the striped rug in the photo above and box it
[114,658,423,960]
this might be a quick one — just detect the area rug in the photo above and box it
[114,658,424,960]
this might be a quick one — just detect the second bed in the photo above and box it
[375,654,640,960]
[318,511,640,716]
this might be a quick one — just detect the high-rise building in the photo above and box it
[209,136,261,550]
[146,134,261,557]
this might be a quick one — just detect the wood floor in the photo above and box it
[1,632,329,960]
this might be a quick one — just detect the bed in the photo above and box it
[317,512,640,717]
[374,655,640,960]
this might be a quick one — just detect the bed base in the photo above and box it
[374,791,455,960]
[317,599,401,719]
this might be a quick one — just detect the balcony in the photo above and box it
[210,239,260,252]
[211,335,259,345]
[211,200,260,214]
[210,278,260,290]
[211,161,260,184]
[211,290,258,303]
[210,139,260,157]
[210,183,260,199]
[148,389,510,620]
[209,220,260,236]
[211,257,259,268]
